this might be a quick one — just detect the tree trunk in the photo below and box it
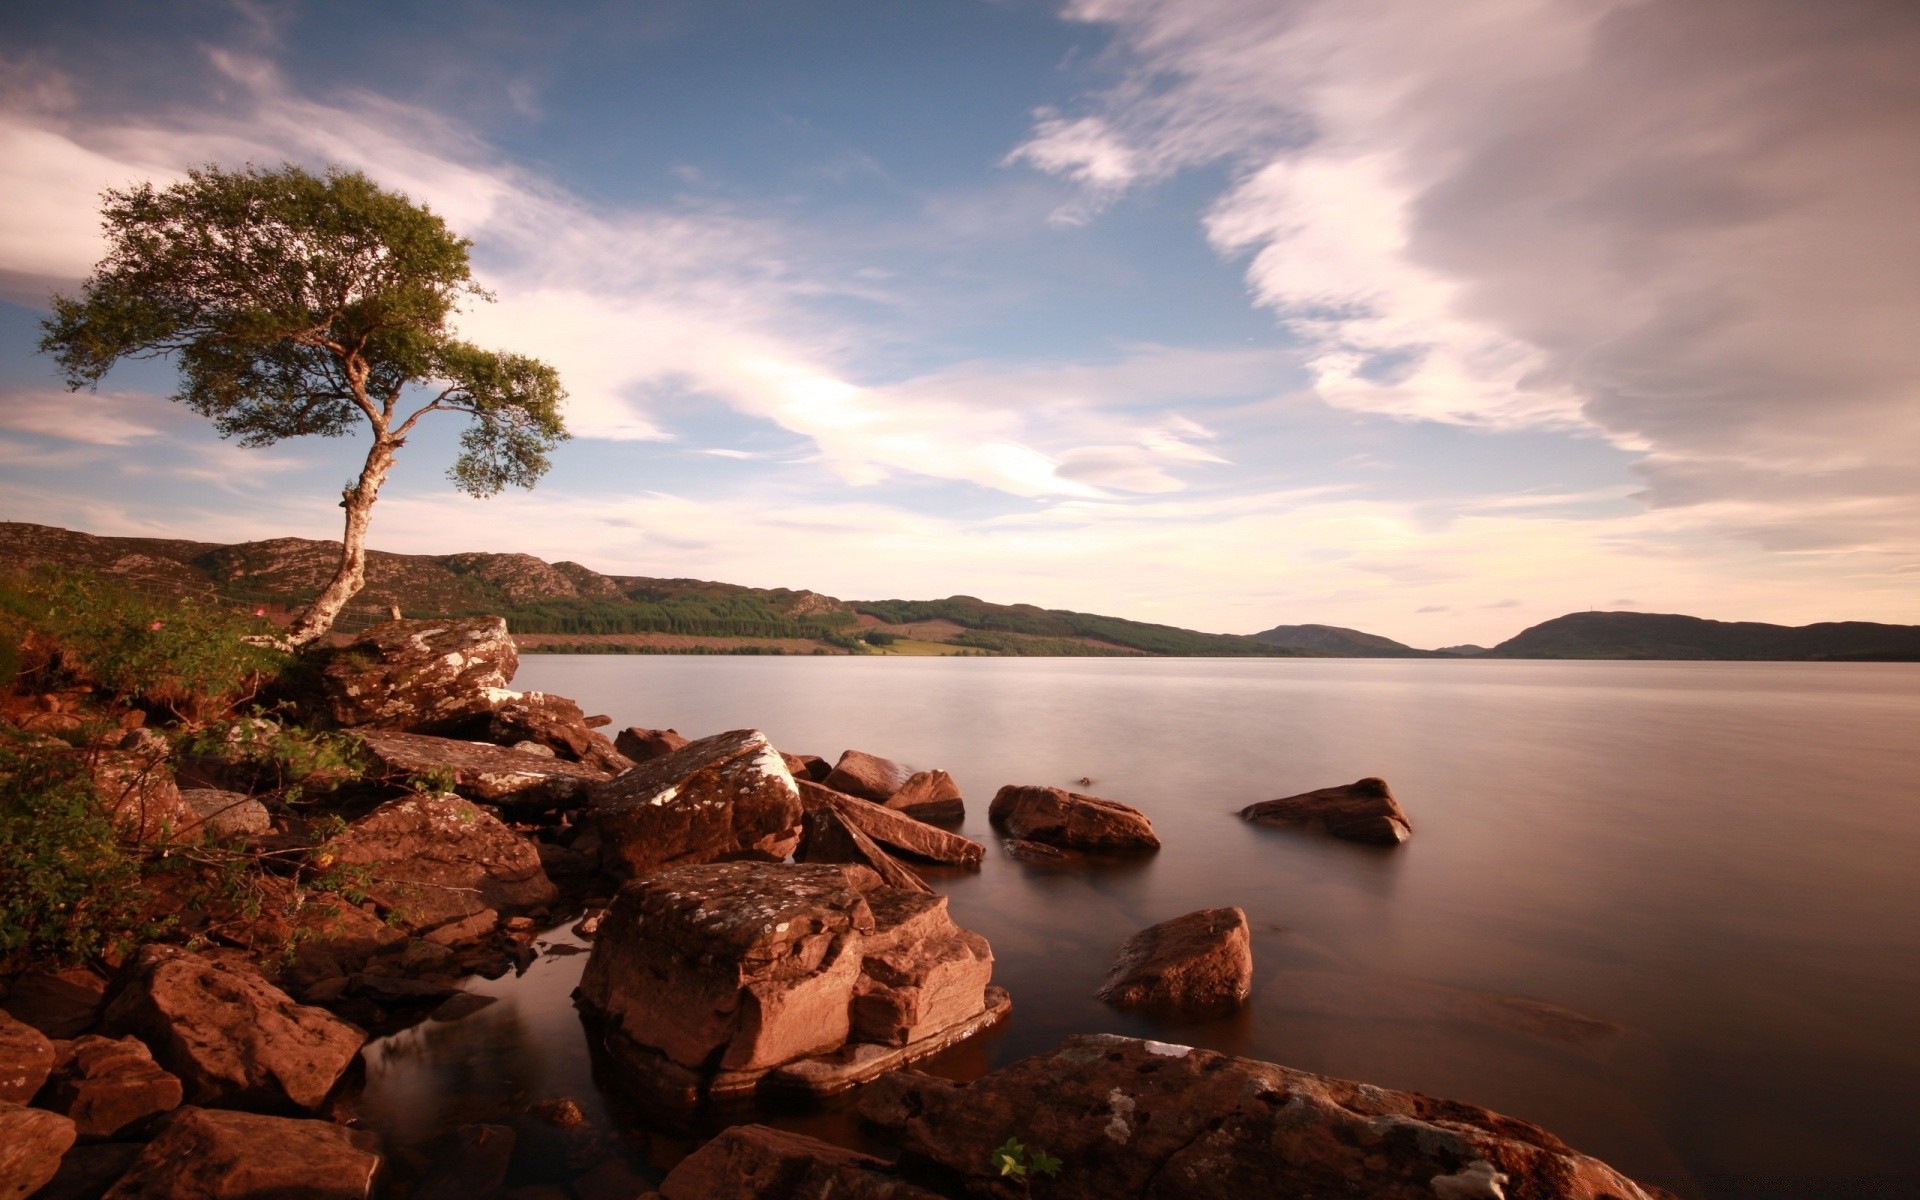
[284,435,400,649]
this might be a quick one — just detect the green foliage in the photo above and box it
[407,764,459,795]
[185,717,366,804]
[2,572,286,717]
[857,596,1303,657]
[0,732,158,965]
[948,631,1134,657]
[861,629,897,646]
[493,592,856,639]
[991,1138,1062,1182]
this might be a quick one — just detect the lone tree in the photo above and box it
[39,163,566,648]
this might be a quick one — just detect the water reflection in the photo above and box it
[350,658,1920,1200]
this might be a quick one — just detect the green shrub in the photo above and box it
[861,629,898,646]
[1,572,288,719]
[183,718,366,804]
[0,732,158,966]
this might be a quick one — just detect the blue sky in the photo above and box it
[1,0,1914,645]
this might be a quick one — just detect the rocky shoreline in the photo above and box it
[2,616,1676,1199]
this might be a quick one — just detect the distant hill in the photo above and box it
[1247,623,1432,657]
[1486,611,1920,661]
[1434,644,1488,656]
[0,522,1307,657]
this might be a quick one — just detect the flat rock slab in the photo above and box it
[1098,907,1252,1013]
[102,945,365,1113]
[1240,777,1411,845]
[2,968,106,1039]
[860,1033,1667,1200]
[0,1105,76,1200]
[325,792,557,932]
[798,781,984,867]
[320,616,518,732]
[358,730,607,809]
[590,729,803,877]
[41,1034,184,1137]
[648,1123,946,1200]
[102,1107,381,1200]
[0,1008,55,1103]
[989,785,1160,852]
[796,803,932,895]
[579,861,998,1107]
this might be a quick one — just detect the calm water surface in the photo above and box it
[360,657,1920,1198]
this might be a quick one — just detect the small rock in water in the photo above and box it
[1098,907,1253,1013]
[1240,777,1411,845]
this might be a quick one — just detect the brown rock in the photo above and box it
[988,785,1160,852]
[324,793,557,932]
[484,693,632,775]
[0,1104,77,1200]
[652,1124,944,1200]
[1240,777,1411,845]
[357,730,607,809]
[578,861,999,1104]
[796,804,931,895]
[413,1123,515,1200]
[820,750,912,803]
[1097,908,1252,1013]
[885,770,964,823]
[41,1034,183,1137]
[319,616,518,732]
[614,727,690,763]
[1,968,106,1038]
[102,1107,381,1200]
[101,946,365,1113]
[1002,838,1076,866]
[860,1033,1665,1200]
[91,753,200,846]
[177,789,272,838]
[797,782,983,867]
[779,752,831,783]
[589,729,803,877]
[0,1008,54,1103]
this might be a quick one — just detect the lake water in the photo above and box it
[358,656,1920,1199]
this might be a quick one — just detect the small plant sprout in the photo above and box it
[991,1138,1062,1182]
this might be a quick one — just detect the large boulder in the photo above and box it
[0,1105,76,1200]
[91,752,201,846]
[319,617,517,732]
[1097,908,1252,1013]
[886,769,964,823]
[1240,777,1411,845]
[101,1107,381,1200]
[796,803,931,895]
[860,1033,1668,1200]
[988,785,1160,852]
[648,1124,944,1200]
[615,726,690,763]
[483,693,632,774]
[589,729,803,877]
[1,968,106,1038]
[821,750,911,802]
[357,730,607,809]
[100,946,364,1113]
[39,1034,183,1137]
[798,782,984,867]
[577,862,1004,1106]
[323,793,557,933]
[0,1008,54,1103]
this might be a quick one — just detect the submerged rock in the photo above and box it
[101,946,365,1113]
[102,1107,381,1200]
[988,785,1160,852]
[646,1124,944,1200]
[577,861,1004,1106]
[324,793,557,933]
[357,730,607,809]
[860,1033,1668,1200]
[1098,907,1252,1013]
[319,616,518,732]
[1240,777,1411,845]
[589,729,803,877]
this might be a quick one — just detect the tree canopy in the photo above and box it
[39,163,568,645]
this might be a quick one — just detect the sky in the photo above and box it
[0,0,1915,648]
